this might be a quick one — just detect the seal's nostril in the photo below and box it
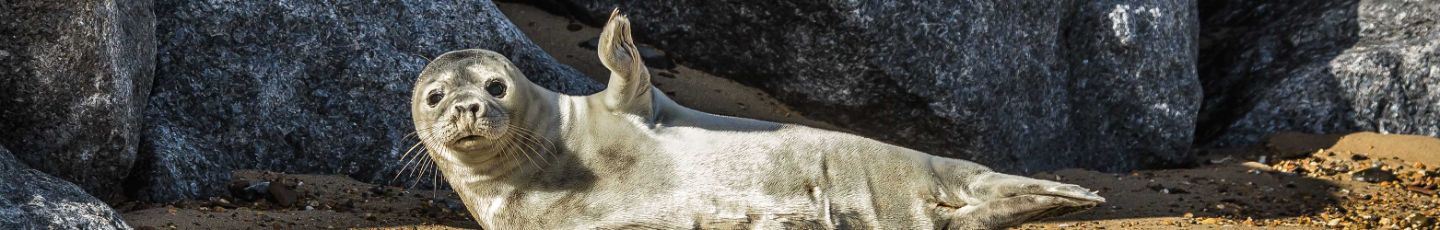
[455,105,466,113]
[468,104,479,113]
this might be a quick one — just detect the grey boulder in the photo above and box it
[132,0,602,202]
[1,146,132,230]
[1198,1,1440,146]
[0,0,157,201]
[545,0,1201,172]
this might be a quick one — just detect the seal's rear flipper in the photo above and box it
[944,173,1104,229]
[597,9,654,118]
[944,193,1101,229]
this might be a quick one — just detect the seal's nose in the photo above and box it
[455,103,481,118]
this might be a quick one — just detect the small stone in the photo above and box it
[1407,185,1437,195]
[1199,218,1219,225]
[367,185,393,197]
[1326,218,1342,227]
[1352,167,1398,183]
[266,181,298,207]
[579,37,599,49]
[1351,153,1370,161]
[229,180,271,202]
[1407,214,1435,228]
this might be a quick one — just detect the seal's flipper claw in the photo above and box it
[1043,184,1106,203]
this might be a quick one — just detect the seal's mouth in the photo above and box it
[445,122,506,151]
[448,134,490,151]
[456,135,486,142]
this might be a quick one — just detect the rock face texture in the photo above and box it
[1198,0,1440,146]
[0,147,21,172]
[0,0,157,201]
[0,146,132,230]
[132,0,602,202]
[547,0,1201,172]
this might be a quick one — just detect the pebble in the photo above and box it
[228,180,271,202]
[1352,167,1398,183]
[1406,185,1437,195]
[368,185,395,197]
[267,180,298,207]
[1199,218,1219,225]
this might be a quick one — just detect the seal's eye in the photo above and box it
[426,89,444,107]
[485,80,507,98]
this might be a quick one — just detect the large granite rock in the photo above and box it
[132,0,602,202]
[0,147,21,172]
[0,146,132,230]
[547,0,1201,172]
[1198,1,1440,146]
[0,0,156,201]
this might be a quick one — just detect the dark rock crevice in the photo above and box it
[1196,0,1439,147]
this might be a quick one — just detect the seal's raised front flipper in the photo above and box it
[596,9,653,118]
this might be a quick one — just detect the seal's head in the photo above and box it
[411,49,538,161]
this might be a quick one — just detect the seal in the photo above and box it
[410,10,1105,229]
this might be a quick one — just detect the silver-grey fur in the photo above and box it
[410,10,1105,229]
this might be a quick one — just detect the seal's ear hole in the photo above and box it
[426,89,445,107]
[485,80,507,98]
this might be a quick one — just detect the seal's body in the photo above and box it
[411,10,1103,229]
